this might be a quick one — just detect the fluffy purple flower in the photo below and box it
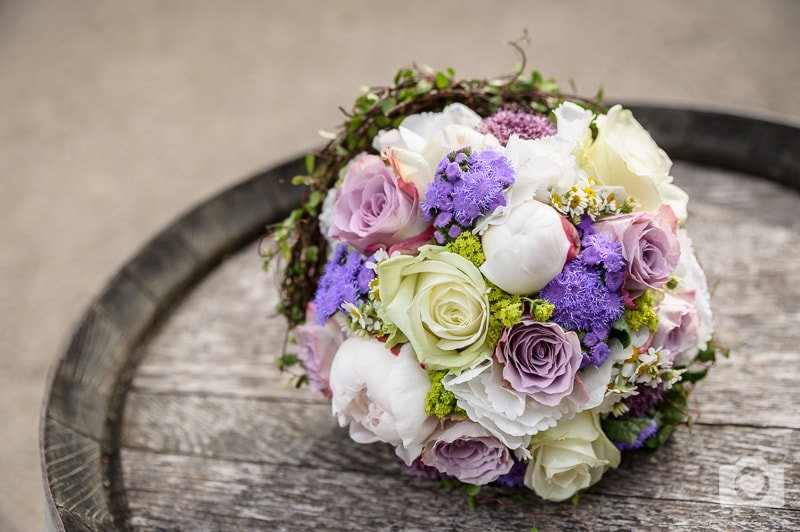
[422,421,515,485]
[494,457,527,488]
[496,318,586,406]
[312,243,375,323]
[422,147,514,243]
[623,382,666,418]
[614,418,658,451]
[478,108,557,146]
[540,261,624,347]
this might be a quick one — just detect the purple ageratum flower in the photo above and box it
[540,260,624,367]
[477,108,557,146]
[613,418,658,451]
[422,147,515,243]
[422,421,515,486]
[494,457,527,488]
[495,318,585,406]
[313,243,375,324]
[623,382,665,418]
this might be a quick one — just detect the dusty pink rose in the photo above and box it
[594,204,680,299]
[328,155,432,252]
[294,303,346,398]
[495,318,585,406]
[648,292,699,361]
[422,421,514,485]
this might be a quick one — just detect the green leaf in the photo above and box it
[463,484,481,497]
[602,416,654,444]
[304,153,315,174]
[682,368,709,384]
[435,71,449,89]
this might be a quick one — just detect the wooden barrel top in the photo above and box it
[41,106,800,531]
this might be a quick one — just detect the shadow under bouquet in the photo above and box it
[264,60,726,503]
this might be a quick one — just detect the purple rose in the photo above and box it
[594,204,680,299]
[647,292,698,362]
[295,303,346,398]
[422,421,514,485]
[495,318,584,406]
[329,155,432,252]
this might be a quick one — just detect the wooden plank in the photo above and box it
[120,448,799,531]
[120,390,800,507]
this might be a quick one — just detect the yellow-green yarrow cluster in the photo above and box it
[424,370,464,418]
[445,233,485,268]
[624,290,659,333]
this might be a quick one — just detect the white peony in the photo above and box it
[479,199,579,295]
[329,337,438,464]
[373,103,500,200]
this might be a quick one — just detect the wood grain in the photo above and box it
[41,110,800,531]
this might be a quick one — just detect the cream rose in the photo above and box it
[378,245,491,372]
[584,105,689,222]
[524,409,621,501]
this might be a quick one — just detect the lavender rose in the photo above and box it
[329,154,432,252]
[496,319,584,406]
[294,303,346,398]
[594,204,680,299]
[422,421,514,485]
[648,292,698,362]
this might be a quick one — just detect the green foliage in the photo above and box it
[440,478,482,509]
[602,416,654,444]
[264,49,607,327]
[644,381,690,449]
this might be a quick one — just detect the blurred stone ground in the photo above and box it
[1,1,798,530]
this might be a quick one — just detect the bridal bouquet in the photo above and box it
[265,62,725,503]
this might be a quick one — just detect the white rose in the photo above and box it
[584,105,689,223]
[524,409,621,501]
[329,337,438,464]
[378,245,492,372]
[480,199,579,295]
[671,229,714,366]
[373,103,500,199]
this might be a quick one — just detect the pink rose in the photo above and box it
[328,155,432,252]
[495,318,586,406]
[594,204,680,299]
[295,303,346,398]
[422,421,514,485]
[648,292,699,362]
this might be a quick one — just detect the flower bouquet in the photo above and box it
[264,61,725,503]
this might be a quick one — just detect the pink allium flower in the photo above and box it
[478,108,557,146]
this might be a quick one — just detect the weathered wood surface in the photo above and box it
[117,161,800,530]
[41,108,800,531]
